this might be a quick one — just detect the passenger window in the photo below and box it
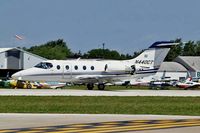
[91,66,94,70]
[57,65,61,70]
[66,65,69,70]
[83,66,86,70]
[74,65,78,70]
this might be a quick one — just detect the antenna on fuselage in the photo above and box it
[76,57,81,61]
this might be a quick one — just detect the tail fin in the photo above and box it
[185,71,192,81]
[130,41,178,69]
[186,77,192,82]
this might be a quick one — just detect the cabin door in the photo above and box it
[63,63,72,80]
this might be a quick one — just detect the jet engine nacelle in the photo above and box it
[105,63,126,72]
[105,64,136,75]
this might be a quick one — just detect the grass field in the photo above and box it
[64,85,150,90]
[0,82,195,90]
[63,85,181,90]
[0,85,155,90]
[1,96,200,115]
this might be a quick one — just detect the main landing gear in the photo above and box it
[86,83,105,90]
[98,83,105,90]
[87,83,94,90]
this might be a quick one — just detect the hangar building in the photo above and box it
[150,62,188,81]
[133,61,188,84]
[0,47,46,78]
[174,56,200,78]
[136,56,200,83]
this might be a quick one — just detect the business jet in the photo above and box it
[12,41,177,90]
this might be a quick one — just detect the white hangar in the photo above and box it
[174,56,200,78]
[150,62,188,81]
[0,47,46,77]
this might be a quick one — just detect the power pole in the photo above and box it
[102,43,105,59]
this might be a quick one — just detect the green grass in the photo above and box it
[63,85,188,90]
[0,83,197,90]
[0,85,150,90]
[1,96,200,115]
[64,85,151,90]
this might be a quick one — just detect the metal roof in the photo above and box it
[174,56,200,71]
[158,62,187,72]
[0,47,47,60]
[0,48,13,53]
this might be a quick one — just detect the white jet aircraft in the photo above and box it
[12,41,177,90]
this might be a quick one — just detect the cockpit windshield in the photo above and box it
[34,62,53,69]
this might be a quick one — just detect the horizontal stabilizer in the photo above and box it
[149,41,178,48]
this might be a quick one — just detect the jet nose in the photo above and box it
[12,72,22,80]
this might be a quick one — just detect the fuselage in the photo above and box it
[12,59,139,83]
[176,81,200,89]
[12,41,176,87]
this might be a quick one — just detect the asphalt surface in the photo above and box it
[1,114,200,133]
[1,89,200,96]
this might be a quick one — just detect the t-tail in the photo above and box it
[126,41,178,74]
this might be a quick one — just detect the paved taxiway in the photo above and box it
[1,89,200,96]
[1,114,200,133]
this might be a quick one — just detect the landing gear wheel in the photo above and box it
[26,83,32,89]
[87,83,94,90]
[98,83,105,90]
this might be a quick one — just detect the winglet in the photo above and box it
[149,41,178,48]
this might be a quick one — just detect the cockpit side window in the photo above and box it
[34,62,53,69]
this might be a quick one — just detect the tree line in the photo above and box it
[24,38,200,61]
[165,38,200,61]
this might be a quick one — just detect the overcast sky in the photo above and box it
[0,0,200,54]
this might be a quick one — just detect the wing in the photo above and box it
[75,75,125,83]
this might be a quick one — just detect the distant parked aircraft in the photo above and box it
[12,41,178,90]
[176,77,200,89]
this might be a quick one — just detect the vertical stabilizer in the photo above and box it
[129,41,178,69]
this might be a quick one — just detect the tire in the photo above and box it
[26,83,32,89]
[87,83,94,90]
[98,83,105,90]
